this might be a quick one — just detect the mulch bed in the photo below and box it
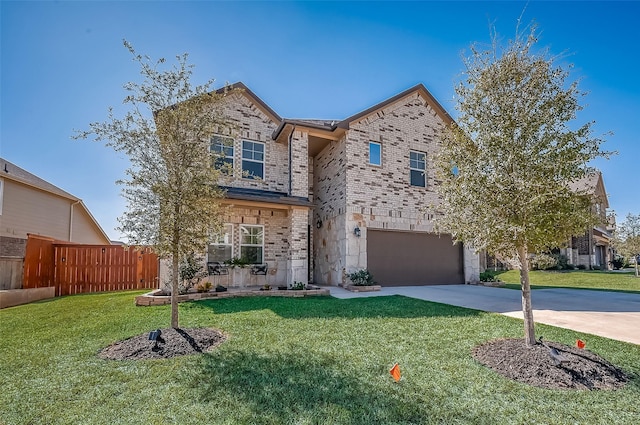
[472,338,629,390]
[98,328,226,360]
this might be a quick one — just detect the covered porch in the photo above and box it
[205,187,312,288]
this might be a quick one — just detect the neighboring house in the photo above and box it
[0,158,111,262]
[204,83,479,287]
[561,171,613,269]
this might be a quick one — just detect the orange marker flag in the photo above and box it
[576,339,586,349]
[390,363,401,382]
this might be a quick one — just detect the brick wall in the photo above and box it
[346,93,443,221]
[344,94,445,272]
[0,236,26,257]
[216,94,289,193]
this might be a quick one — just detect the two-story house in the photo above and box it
[563,171,613,269]
[204,83,480,288]
[0,158,111,290]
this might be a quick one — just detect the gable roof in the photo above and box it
[271,83,453,140]
[217,82,282,124]
[1,157,78,201]
[0,157,111,243]
[569,171,609,209]
[337,83,453,129]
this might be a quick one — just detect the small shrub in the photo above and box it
[290,281,306,290]
[195,281,212,293]
[479,271,501,282]
[591,265,601,271]
[551,254,570,270]
[530,253,557,270]
[577,264,587,270]
[348,269,376,286]
[161,253,207,294]
[610,257,624,270]
[225,257,250,268]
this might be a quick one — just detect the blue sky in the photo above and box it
[2,1,638,241]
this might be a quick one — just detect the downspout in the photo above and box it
[69,200,81,241]
[288,125,294,196]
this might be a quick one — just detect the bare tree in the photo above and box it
[76,41,233,328]
[435,25,611,346]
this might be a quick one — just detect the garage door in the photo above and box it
[367,230,464,286]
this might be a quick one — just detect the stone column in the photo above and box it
[287,207,309,285]
[463,246,480,284]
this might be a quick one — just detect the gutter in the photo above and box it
[288,125,294,196]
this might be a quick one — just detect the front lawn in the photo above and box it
[497,269,640,293]
[1,291,639,424]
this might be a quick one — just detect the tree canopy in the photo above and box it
[76,41,233,327]
[435,25,611,345]
[615,214,640,277]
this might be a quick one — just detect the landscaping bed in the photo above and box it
[99,327,226,360]
[473,338,628,390]
[341,284,381,292]
[135,284,330,306]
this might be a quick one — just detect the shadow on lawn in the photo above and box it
[189,349,483,424]
[184,295,483,320]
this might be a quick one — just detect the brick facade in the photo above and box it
[197,84,481,287]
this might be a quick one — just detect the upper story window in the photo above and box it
[240,225,264,264]
[242,140,264,180]
[410,151,426,187]
[208,224,233,263]
[369,142,381,166]
[210,135,234,174]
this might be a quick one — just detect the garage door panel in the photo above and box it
[367,230,464,286]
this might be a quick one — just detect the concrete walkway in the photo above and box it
[321,285,640,345]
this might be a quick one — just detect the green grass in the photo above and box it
[496,269,640,293]
[1,291,639,424]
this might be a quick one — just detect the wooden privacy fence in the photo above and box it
[24,234,159,296]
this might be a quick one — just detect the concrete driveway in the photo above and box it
[323,285,640,345]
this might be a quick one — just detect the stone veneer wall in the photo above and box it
[312,136,348,285]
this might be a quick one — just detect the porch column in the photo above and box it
[287,207,309,285]
[463,246,480,284]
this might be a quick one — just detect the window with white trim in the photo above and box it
[369,142,381,166]
[410,151,426,187]
[207,224,233,263]
[0,178,4,215]
[242,140,264,179]
[240,225,264,264]
[210,135,234,174]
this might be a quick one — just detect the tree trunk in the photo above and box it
[517,245,536,347]
[636,260,639,278]
[171,249,179,329]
